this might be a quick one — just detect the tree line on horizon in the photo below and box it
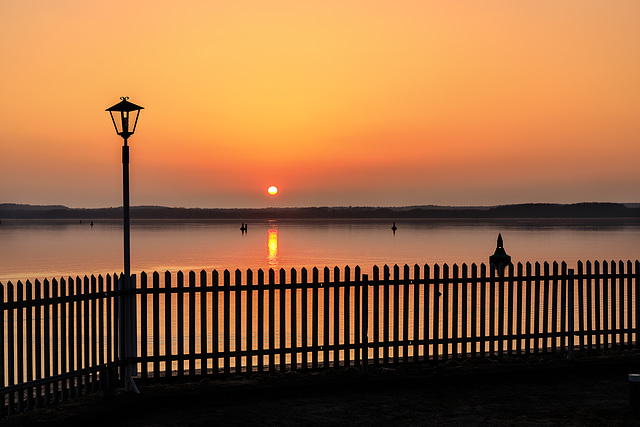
[1,202,638,220]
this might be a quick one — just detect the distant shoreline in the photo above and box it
[1,202,639,220]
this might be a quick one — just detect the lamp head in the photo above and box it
[106,97,144,140]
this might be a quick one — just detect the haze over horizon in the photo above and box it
[2,1,639,209]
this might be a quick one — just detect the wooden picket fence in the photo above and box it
[1,260,639,417]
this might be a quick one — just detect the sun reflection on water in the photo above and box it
[267,224,278,267]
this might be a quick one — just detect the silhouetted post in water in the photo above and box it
[106,97,144,393]
[489,233,511,275]
[391,222,397,233]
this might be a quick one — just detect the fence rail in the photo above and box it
[2,260,639,416]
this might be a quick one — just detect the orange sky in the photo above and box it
[1,1,639,208]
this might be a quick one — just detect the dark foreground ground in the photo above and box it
[4,352,640,426]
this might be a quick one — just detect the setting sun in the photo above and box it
[267,186,278,196]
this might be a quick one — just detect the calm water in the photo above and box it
[1,218,639,284]
[2,217,639,382]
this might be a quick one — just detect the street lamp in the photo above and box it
[106,96,143,393]
[106,97,143,286]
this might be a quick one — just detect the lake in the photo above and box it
[2,217,639,383]
[2,218,639,284]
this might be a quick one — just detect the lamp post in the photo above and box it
[106,96,143,392]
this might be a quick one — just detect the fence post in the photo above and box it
[362,274,369,374]
[567,268,575,361]
[119,273,139,393]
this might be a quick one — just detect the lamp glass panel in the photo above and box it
[128,109,140,134]
[109,111,123,135]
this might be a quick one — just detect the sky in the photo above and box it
[1,1,639,208]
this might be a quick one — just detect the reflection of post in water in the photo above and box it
[268,223,278,267]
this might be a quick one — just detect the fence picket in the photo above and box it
[603,261,610,350]
[188,271,196,380]
[106,275,114,387]
[442,264,450,361]
[140,273,148,381]
[524,263,532,356]
[177,271,185,379]
[497,266,504,357]
[534,264,541,355]
[635,261,640,347]
[237,269,244,373]
[515,263,523,357]
[257,269,264,372]
[212,270,220,374]
[413,264,421,362]
[354,266,361,367]
[25,280,33,410]
[269,269,276,372]
[462,264,469,359]
[618,261,628,349]
[75,276,83,396]
[344,266,351,367]
[626,261,632,348]
[567,263,574,359]
[433,264,440,362]
[152,272,160,379]
[164,271,172,379]
[471,264,478,358]
[311,268,319,370]
[7,282,15,415]
[290,268,297,371]
[34,280,42,408]
[223,270,231,375]
[490,266,497,357]
[200,270,208,376]
[584,262,593,350]
[382,265,390,365]
[336,267,345,367]
[593,261,601,350]
[535,262,543,352]
[479,264,487,357]
[0,282,4,415]
[246,269,254,373]
[543,263,550,354]
[91,276,98,391]
[611,261,617,348]
[403,264,410,362]
[66,278,75,397]
[83,276,90,394]
[301,268,308,371]
[372,265,380,366]
[507,264,514,356]
[393,265,400,363]
[323,267,330,368]
[16,281,24,412]
[552,262,559,354]
[362,273,369,371]
[48,279,56,402]
[333,266,340,367]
